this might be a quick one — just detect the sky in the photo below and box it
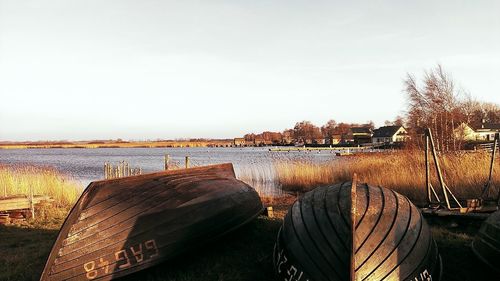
[1,1,499,141]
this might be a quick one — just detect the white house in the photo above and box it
[454,122,500,141]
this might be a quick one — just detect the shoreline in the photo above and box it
[0,140,235,149]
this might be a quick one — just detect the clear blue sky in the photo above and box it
[1,1,499,141]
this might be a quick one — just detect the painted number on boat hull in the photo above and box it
[409,269,432,281]
[83,239,159,280]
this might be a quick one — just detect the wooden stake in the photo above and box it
[164,154,170,170]
[185,156,190,169]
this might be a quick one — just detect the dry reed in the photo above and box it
[0,165,82,208]
[274,151,500,204]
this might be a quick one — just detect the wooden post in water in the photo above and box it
[164,154,170,170]
[185,156,190,169]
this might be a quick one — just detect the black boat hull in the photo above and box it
[274,182,442,281]
[472,209,500,273]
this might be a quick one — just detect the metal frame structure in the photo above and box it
[424,128,463,210]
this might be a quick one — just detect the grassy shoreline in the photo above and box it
[274,151,500,204]
[1,196,497,281]
[1,155,499,280]
[0,165,82,207]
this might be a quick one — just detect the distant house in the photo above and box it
[325,134,342,145]
[454,122,500,141]
[372,126,409,144]
[475,123,500,141]
[454,123,477,141]
[350,127,373,144]
[314,138,326,145]
[233,138,246,147]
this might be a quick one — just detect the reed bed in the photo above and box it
[0,165,82,208]
[235,163,283,197]
[274,151,500,204]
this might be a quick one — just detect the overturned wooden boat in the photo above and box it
[472,209,500,272]
[274,181,442,281]
[41,163,263,281]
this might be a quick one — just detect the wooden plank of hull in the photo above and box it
[472,210,500,272]
[274,182,442,281]
[41,163,263,281]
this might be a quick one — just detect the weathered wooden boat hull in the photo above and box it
[274,182,442,281]
[472,209,500,272]
[41,163,263,281]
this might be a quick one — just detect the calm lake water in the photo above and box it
[0,147,340,196]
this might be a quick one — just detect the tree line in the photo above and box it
[243,120,375,145]
[242,64,500,150]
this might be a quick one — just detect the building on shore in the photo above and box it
[233,138,247,147]
[350,127,373,144]
[454,122,500,141]
[372,126,409,144]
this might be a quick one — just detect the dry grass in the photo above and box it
[0,165,82,208]
[274,151,500,204]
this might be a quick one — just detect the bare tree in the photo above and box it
[293,121,322,144]
[404,65,463,151]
